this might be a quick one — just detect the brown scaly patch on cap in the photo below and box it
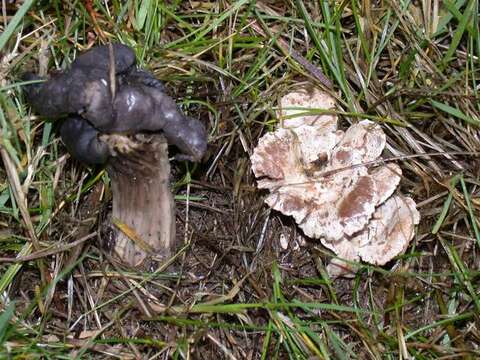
[337,176,376,235]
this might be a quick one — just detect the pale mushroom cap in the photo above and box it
[279,88,338,166]
[289,125,339,166]
[251,117,404,243]
[370,163,403,205]
[330,120,386,168]
[325,194,419,277]
[251,86,420,277]
[280,87,336,129]
[335,163,403,237]
[355,195,420,265]
[250,128,306,188]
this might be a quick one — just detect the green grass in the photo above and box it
[1,0,480,358]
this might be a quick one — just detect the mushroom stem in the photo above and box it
[103,133,175,266]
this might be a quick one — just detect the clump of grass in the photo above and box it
[1,0,479,358]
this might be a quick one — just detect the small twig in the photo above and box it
[108,42,116,99]
[267,150,480,190]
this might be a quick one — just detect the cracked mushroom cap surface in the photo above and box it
[325,194,420,276]
[251,117,399,242]
[279,87,338,166]
[251,87,420,275]
[354,195,420,265]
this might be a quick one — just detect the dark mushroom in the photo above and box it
[59,115,110,165]
[23,44,208,266]
[22,44,135,120]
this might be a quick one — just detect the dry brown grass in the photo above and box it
[1,0,479,358]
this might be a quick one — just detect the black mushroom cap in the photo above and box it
[70,43,136,74]
[60,115,110,165]
[22,43,208,165]
[162,117,208,162]
[22,44,135,119]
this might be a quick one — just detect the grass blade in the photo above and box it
[0,0,34,51]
